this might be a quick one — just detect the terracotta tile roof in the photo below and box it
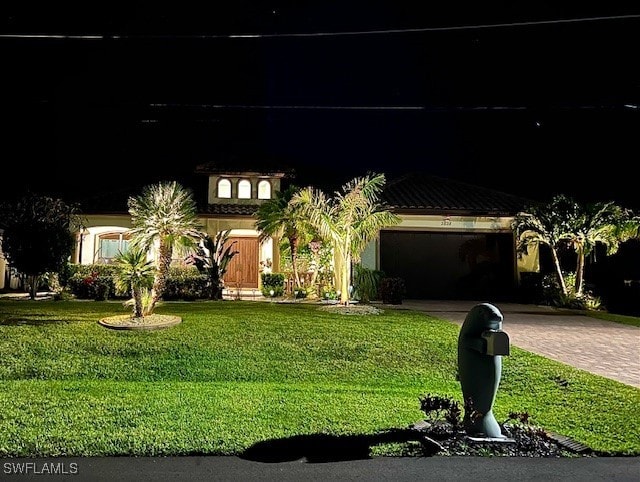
[76,172,529,218]
[80,197,261,217]
[382,173,530,215]
[199,203,260,216]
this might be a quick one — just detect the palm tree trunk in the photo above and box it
[151,241,172,311]
[340,264,349,305]
[339,244,350,305]
[209,268,221,300]
[575,247,585,297]
[550,247,568,296]
[132,285,143,318]
[333,248,342,294]
[290,236,302,288]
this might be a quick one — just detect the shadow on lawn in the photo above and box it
[0,314,89,325]
[0,317,63,326]
[240,429,435,463]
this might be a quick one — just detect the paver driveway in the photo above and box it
[399,300,640,388]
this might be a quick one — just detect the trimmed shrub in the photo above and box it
[163,266,209,301]
[320,286,338,300]
[68,264,121,300]
[68,264,209,301]
[261,272,285,297]
[292,286,315,299]
[378,277,406,305]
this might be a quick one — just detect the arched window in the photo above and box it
[96,232,131,264]
[257,180,271,200]
[238,179,252,199]
[217,179,231,198]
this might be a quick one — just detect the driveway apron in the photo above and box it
[398,300,640,388]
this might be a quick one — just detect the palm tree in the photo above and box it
[255,185,311,289]
[511,195,579,296]
[194,230,239,300]
[128,181,202,312]
[615,213,640,241]
[292,172,400,305]
[565,201,638,296]
[114,248,155,318]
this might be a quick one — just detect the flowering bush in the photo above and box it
[68,265,119,300]
[87,273,111,300]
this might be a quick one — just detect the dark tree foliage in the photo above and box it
[0,193,79,299]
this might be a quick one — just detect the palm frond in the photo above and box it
[351,210,401,261]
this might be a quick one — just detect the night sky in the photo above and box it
[1,3,639,209]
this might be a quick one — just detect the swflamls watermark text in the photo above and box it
[3,462,79,475]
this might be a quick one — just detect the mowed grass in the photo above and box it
[0,300,638,457]
[587,311,640,327]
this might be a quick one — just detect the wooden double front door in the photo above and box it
[222,237,259,289]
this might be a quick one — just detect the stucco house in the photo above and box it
[362,173,533,299]
[2,166,537,299]
[72,163,291,293]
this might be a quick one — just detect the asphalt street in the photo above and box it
[2,456,640,482]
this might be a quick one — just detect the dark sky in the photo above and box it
[1,3,639,209]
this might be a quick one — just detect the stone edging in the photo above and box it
[98,314,182,331]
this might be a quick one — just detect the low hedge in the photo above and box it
[67,265,121,301]
[67,264,209,301]
[162,267,209,301]
[261,272,285,297]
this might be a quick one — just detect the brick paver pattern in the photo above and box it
[402,300,640,389]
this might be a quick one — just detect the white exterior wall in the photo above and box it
[360,241,377,271]
[76,219,276,272]
[207,175,282,204]
[78,226,130,265]
[260,237,273,266]
[393,214,514,233]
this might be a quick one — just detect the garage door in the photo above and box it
[380,231,516,300]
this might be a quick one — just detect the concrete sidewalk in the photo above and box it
[397,299,640,388]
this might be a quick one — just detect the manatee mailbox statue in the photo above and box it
[457,303,510,439]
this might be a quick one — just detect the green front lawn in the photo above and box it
[0,300,638,457]
[587,311,640,327]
